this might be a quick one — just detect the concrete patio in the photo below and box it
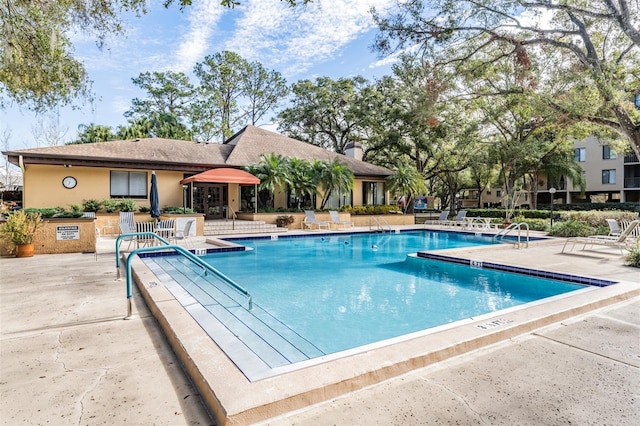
[1,228,638,425]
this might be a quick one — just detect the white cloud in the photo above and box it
[171,2,226,72]
[111,96,133,117]
[225,0,397,77]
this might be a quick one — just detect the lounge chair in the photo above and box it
[621,220,640,239]
[428,211,450,226]
[562,219,640,255]
[303,210,329,230]
[605,218,620,236]
[329,210,353,229]
[447,210,467,227]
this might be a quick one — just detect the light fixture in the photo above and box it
[182,184,189,213]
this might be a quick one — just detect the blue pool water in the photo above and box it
[170,231,582,355]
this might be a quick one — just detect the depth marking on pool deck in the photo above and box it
[475,318,514,330]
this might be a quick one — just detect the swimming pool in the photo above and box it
[142,231,586,377]
[133,229,632,425]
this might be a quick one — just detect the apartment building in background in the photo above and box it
[459,135,640,209]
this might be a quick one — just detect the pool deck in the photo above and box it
[1,225,638,425]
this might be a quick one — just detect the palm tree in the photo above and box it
[386,164,427,213]
[71,123,116,144]
[315,157,354,209]
[246,153,289,208]
[287,158,318,210]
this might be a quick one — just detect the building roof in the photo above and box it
[3,125,392,178]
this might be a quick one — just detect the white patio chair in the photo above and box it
[156,219,175,242]
[118,221,137,250]
[329,211,353,229]
[302,210,329,230]
[172,219,195,248]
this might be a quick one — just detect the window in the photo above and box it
[110,171,148,198]
[363,182,385,205]
[602,169,616,184]
[602,146,617,160]
[574,148,586,162]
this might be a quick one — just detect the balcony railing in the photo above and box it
[624,152,639,163]
[624,177,640,188]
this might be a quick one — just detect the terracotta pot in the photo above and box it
[15,243,35,258]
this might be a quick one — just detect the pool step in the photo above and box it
[144,257,324,379]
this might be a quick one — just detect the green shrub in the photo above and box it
[344,204,400,215]
[537,202,639,212]
[163,206,195,214]
[69,203,83,213]
[467,208,551,220]
[102,198,119,213]
[559,210,638,228]
[548,220,595,237]
[83,199,102,212]
[24,207,62,218]
[118,199,138,212]
[24,207,83,218]
[625,242,640,268]
[511,216,550,232]
[138,206,150,213]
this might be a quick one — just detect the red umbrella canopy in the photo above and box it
[180,168,260,185]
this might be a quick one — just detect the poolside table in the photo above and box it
[463,217,499,230]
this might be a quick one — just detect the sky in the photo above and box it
[1,0,401,151]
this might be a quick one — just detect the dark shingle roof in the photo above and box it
[4,126,392,177]
[225,125,392,177]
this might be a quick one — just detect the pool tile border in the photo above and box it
[415,252,617,287]
[222,227,549,244]
[138,245,247,258]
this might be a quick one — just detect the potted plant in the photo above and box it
[275,215,295,228]
[0,210,43,257]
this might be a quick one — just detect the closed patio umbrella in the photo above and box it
[150,171,160,219]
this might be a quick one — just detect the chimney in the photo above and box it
[345,142,363,161]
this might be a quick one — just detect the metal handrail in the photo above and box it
[494,222,530,248]
[369,216,392,232]
[226,204,237,229]
[115,233,252,319]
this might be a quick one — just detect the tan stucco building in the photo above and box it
[3,125,392,218]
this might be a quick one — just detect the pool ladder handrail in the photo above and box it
[115,232,253,319]
[493,222,530,248]
[369,215,392,232]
